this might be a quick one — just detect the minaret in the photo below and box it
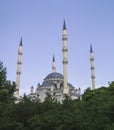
[62,20,69,94]
[16,38,23,98]
[90,44,95,90]
[52,54,56,72]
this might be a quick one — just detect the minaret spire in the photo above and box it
[52,54,56,72]
[16,38,23,98]
[63,20,66,30]
[90,44,93,53]
[53,54,55,62]
[20,37,22,46]
[90,44,96,90]
[62,20,69,94]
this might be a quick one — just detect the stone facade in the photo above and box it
[29,72,81,103]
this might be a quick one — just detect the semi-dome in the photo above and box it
[41,81,54,87]
[44,72,63,80]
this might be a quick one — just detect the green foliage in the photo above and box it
[0,80,114,130]
[0,61,16,104]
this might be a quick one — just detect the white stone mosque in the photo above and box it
[16,21,95,102]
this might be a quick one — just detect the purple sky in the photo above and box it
[0,0,114,95]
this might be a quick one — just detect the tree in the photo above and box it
[0,61,16,104]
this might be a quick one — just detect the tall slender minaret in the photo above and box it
[62,20,69,94]
[16,38,23,98]
[52,54,56,72]
[90,44,95,90]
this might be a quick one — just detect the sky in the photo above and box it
[0,0,114,95]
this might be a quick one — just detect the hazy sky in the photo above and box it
[0,0,114,95]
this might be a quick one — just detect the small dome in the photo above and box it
[45,72,63,80]
[68,83,74,88]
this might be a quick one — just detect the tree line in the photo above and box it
[0,60,114,130]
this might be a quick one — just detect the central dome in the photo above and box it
[41,72,74,88]
[45,72,63,80]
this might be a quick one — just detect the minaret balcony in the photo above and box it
[16,71,21,75]
[52,67,56,69]
[62,61,68,64]
[18,52,23,55]
[91,75,95,79]
[62,37,67,40]
[62,48,68,52]
[90,58,94,61]
[17,61,22,65]
[91,67,95,70]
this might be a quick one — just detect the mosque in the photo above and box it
[16,21,95,102]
